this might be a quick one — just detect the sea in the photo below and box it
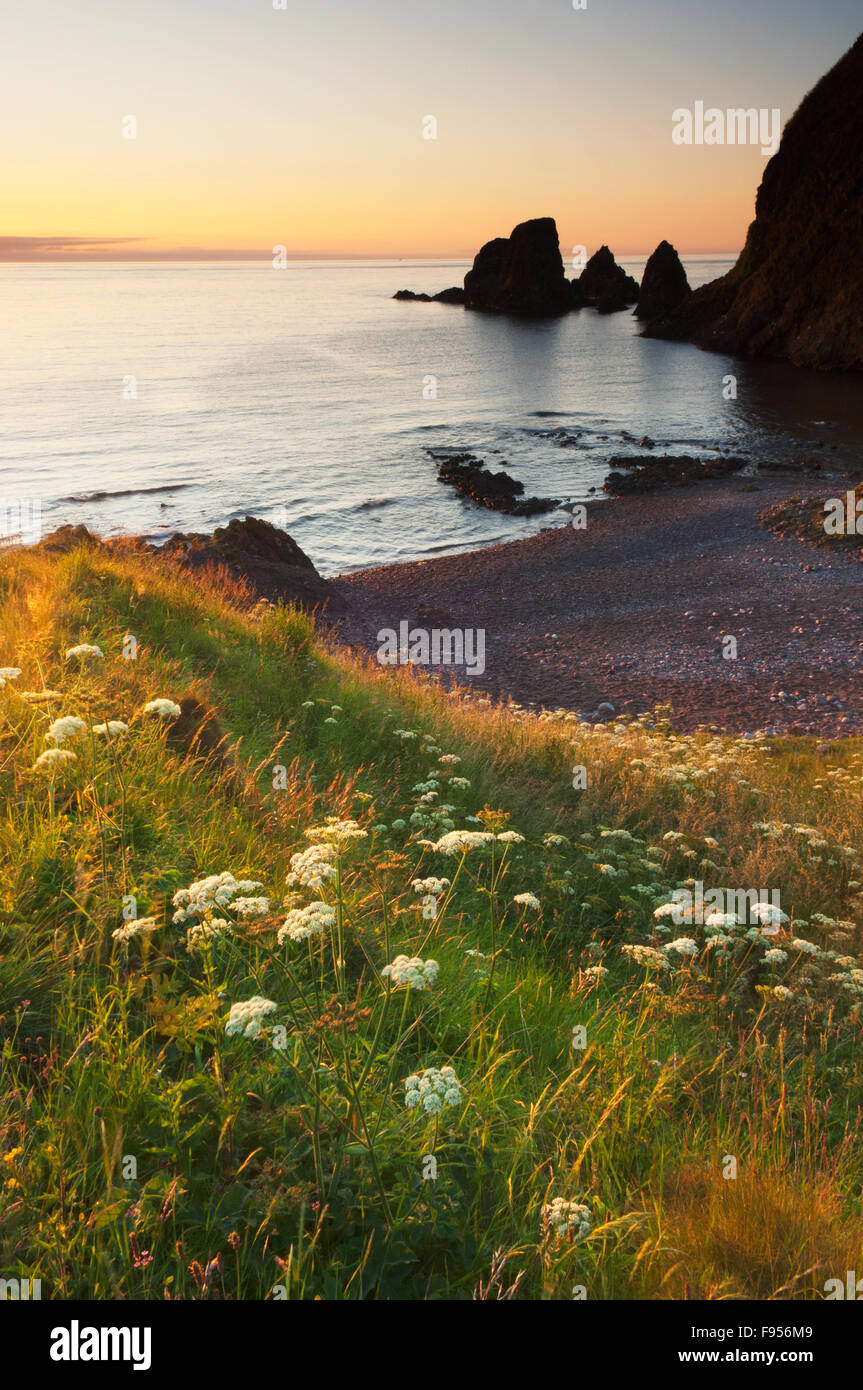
[2,256,862,576]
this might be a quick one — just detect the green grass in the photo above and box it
[2,539,863,1300]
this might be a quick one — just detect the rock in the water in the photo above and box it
[430,450,560,515]
[393,286,465,304]
[643,34,863,370]
[573,246,640,312]
[634,241,690,319]
[432,286,466,305]
[160,516,347,613]
[463,218,572,316]
[603,454,749,494]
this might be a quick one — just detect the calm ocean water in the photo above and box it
[2,257,862,576]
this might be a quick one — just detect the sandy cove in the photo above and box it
[331,473,863,737]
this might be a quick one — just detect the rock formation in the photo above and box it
[36,517,346,614]
[643,33,863,370]
[160,517,346,612]
[573,246,640,313]
[634,241,690,319]
[429,450,560,515]
[462,218,573,316]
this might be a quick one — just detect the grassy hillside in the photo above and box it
[2,537,863,1300]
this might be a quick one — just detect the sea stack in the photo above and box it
[643,32,863,370]
[634,241,690,319]
[463,217,573,316]
[573,246,640,313]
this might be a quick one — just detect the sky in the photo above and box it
[1,0,860,261]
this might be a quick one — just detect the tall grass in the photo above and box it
[1,540,862,1299]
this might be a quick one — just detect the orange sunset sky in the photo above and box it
[2,0,860,261]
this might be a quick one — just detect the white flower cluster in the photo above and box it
[65,644,103,661]
[278,901,335,944]
[33,748,77,771]
[0,667,21,687]
[186,919,230,952]
[143,698,181,721]
[112,916,160,943]
[225,996,277,1039]
[172,872,266,924]
[432,830,496,856]
[45,715,86,744]
[93,720,129,738]
[381,955,439,989]
[513,892,541,910]
[304,817,368,846]
[286,843,338,889]
[541,1198,592,1241]
[621,944,670,971]
[412,877,450,896]
[404,1066,462,1113]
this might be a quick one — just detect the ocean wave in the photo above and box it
[59,483,193,503]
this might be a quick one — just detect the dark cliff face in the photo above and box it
[644,32,863,371]
[463,218,572,316]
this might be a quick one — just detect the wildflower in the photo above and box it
[772,986,794,1001]
[33,748,77,771]
[142,698,181,721]
[381,955,439,989]
[496,831,524,844]
[225,997,277,1039]
[438,754,461,765]
[449,777,471,790]
[65,644,103,661]
[432,830,496,855]
[412,877,450,896]
[622,944,670,971]
[304,817,367,846]
[790,938,820,956]
[404,1066,462,1113]
[172,872,264,923]
[664,937,699,957]
[541,1198,592,1242]
[0,667,21,686]
[286,843,338,890]
[324,717,337,725]
[231,896,270,919]
[45,715,86,744]
[186,920,229,952]
[22,690,63,703]
[582,965,608,980]
[112,916,160,942]
[278,902,335,944]
[513,892,541,910]
[704,910,742,931]
[419,895,438,921]
[543,834,569,847]
[597,863,618,877]
[750,902,788,928]
[92,720,129,738]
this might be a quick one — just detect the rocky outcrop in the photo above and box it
[463,218,573,316]
[429,450,560,515]
[644,33,863,370]
[573,246,640,313]
[160,517,346,612]
[634,241,690,320]
[393,287,465,304]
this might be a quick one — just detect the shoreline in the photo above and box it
[331,471,863,737]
